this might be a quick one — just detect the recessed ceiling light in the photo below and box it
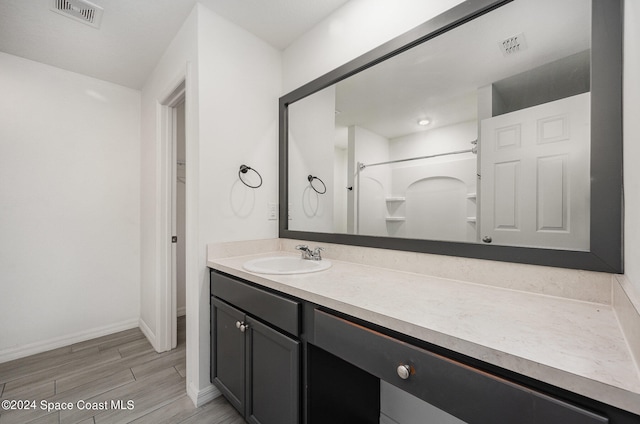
[418,119,430,126]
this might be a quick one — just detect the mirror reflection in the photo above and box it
[288,0,591,251]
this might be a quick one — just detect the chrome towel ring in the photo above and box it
[239,164,262,188]
[307,175,326,194]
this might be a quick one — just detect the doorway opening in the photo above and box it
[159,80,186,352]
[174,98,187,345]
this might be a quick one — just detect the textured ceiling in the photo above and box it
[0,0,349,89]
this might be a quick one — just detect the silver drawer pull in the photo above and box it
[397,364,411,380]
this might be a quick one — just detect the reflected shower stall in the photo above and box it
[352,142,478,242]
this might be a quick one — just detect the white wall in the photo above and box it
[288,86,336,232]
[195,4,282,403]
[625,0,640,293]
[334,145,348,233]
[283,0,466,93]
[0,52,141,361]
[390,121,477,163]
[140,2,281,406]
[196,6,281,244]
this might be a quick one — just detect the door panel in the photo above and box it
[480,93,590,250]
[246,317,300,424]
[211,298,246,415]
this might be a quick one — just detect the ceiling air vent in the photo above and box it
[50,0,104,29]
[499,33,527,57]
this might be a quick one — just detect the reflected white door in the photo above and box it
[480,93,590,250]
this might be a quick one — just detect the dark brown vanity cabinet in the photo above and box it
[211,269,640,424]
[313,309,611,424]
[211,271,300,424]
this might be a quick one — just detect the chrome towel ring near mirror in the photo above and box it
[239,164,262,188]
[308,175,326,194]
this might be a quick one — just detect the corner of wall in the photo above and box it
[613,275,640,370]
[138,317,158,353]
[187,381,221,407]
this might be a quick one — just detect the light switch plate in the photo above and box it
[267,202,278,220]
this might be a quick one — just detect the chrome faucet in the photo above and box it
[295,245,324,261]
[295,245,312,259]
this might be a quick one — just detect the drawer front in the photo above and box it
[211,270,300,336]
[314,309,608,424]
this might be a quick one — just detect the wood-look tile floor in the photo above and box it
[0,317,245,424]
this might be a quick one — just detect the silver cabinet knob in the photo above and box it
[482,236,492,243]
[397,364,411,380]
[235,321,249,332]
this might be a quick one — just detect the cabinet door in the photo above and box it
[211,297,246,415]
[246,316,300,424]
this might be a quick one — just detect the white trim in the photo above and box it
[0,319,138,364]
[156,71,188,354]
[155,100,171,353]
[181,61,204,407]
[187,381,221,407]
[138,317,158,352]
[155,62,204,403]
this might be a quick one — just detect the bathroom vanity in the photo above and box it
[208,243,640,424]
[211,271,301,423]
[209,0,634,421]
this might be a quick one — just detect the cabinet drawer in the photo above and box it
[314,309,607,424]
[211,270,300,336]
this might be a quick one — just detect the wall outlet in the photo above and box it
[267,202,278,220]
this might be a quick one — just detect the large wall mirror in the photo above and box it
[279,0,622,273]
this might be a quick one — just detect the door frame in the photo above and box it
[156,68,190,353]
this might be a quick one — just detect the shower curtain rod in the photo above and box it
[358,142,477,170]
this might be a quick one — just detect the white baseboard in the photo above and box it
[138,317,158,352]
[0,318,139,364]
[187,382,221,407]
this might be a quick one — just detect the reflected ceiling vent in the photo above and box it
[499,33,527,56]
[50,0,104,29]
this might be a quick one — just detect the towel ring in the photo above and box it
[308,175,326,194]
[239,165,262,189]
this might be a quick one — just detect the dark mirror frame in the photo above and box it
[279,0,623,273]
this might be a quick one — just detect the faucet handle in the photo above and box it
[295,245,311,259]
[312,246,325,260]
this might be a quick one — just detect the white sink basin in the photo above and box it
[243,256,331,275]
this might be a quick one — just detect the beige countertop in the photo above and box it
[207,243,640,416]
